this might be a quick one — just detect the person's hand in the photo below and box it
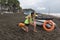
[30,22,34,26]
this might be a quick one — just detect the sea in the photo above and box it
[42,13,60,18]
[24,12,60,18]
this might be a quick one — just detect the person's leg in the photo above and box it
[33,22,37,32]
[21,26,28,32]
[30,22,37,32]
[25,26,28,32]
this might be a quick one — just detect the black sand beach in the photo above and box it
[0,13,60,40]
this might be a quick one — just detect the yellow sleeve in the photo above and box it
[25,14,31,18]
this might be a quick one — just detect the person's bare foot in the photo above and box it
[24,29,28,32]
[33,30,37,32]
[22,28,28,32]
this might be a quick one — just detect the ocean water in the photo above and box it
[24,12,60,17]
[42,13,60,17]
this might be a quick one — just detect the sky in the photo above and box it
[18,0,60,13]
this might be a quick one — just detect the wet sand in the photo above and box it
[0,13,60,40]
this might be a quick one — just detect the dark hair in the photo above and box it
[31,11,34,16]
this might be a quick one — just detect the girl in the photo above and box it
[19,12,37,32]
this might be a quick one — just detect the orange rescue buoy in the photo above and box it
[43,20,55,32]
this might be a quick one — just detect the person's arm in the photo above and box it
[33,15,35,21]
[28,17,32,24]
[28,17,30,24]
